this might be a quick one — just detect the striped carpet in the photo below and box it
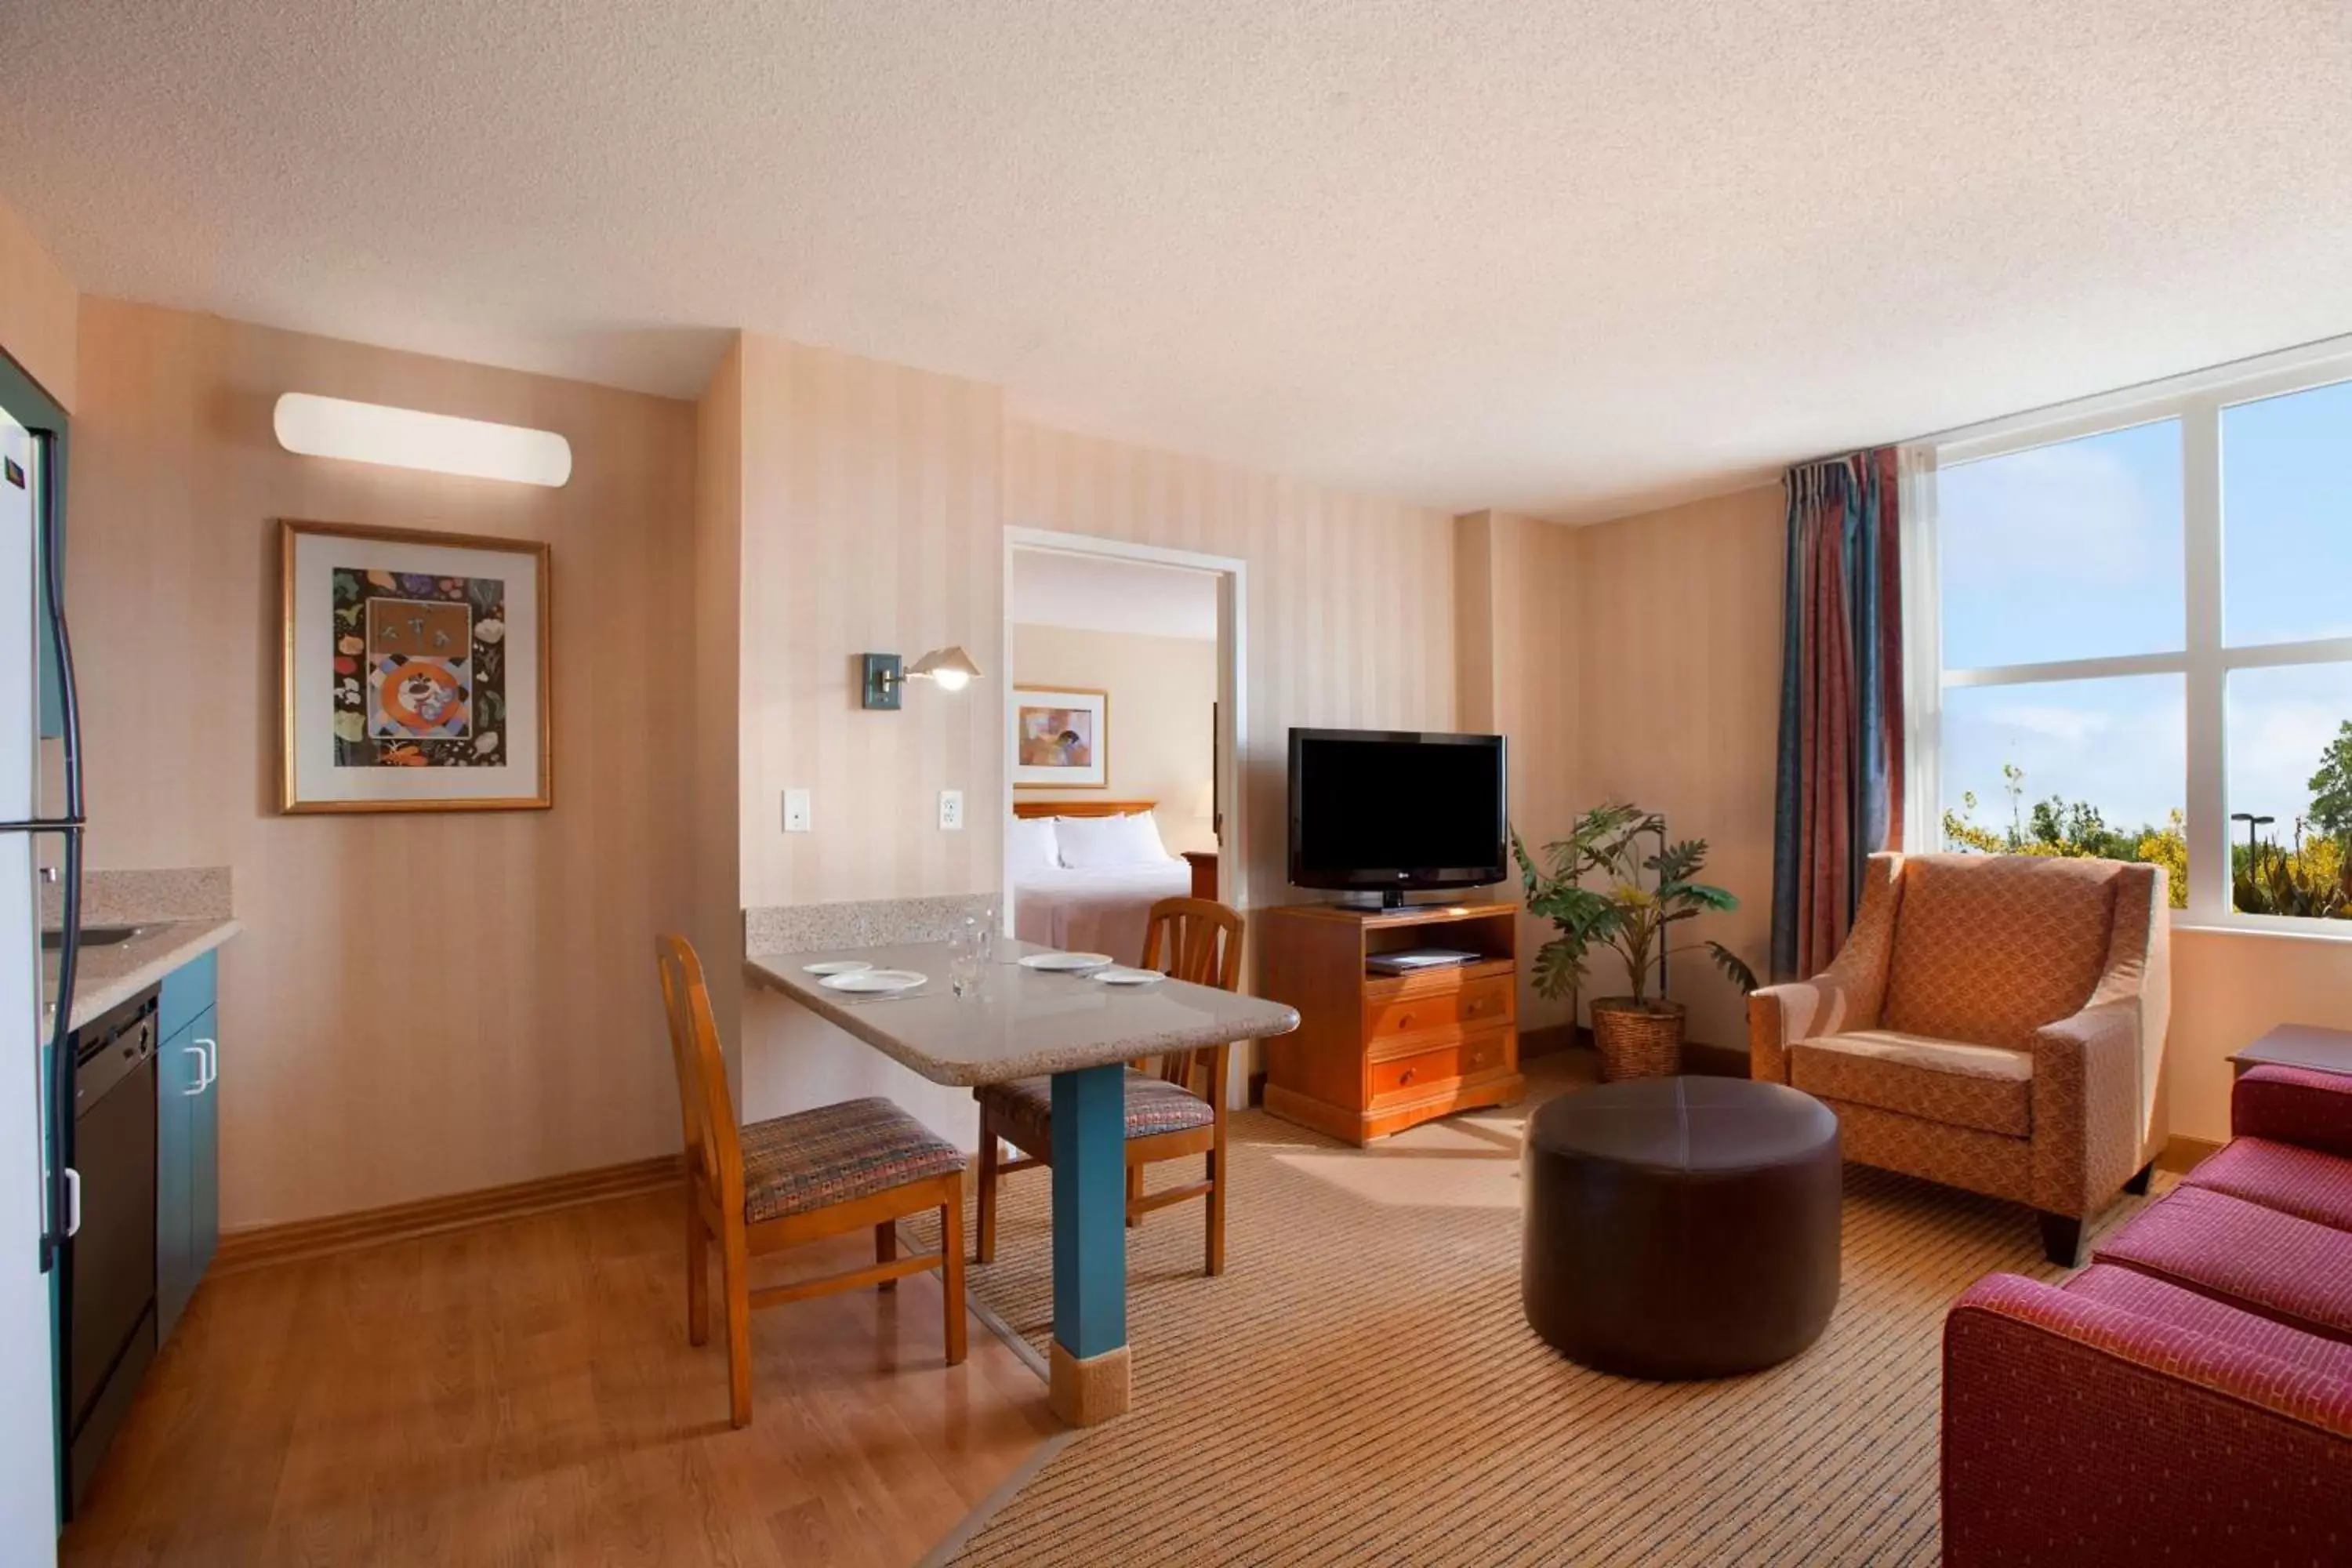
[918,1054,2165,1566]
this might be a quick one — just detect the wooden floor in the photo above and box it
[61,1188,1059,1566]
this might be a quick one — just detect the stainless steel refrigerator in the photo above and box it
[2,358,82,1558]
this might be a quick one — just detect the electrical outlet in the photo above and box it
[938,789,964,830]
[784,788,811,833]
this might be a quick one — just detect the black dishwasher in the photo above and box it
[62,986,159,1514]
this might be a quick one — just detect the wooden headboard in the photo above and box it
[1011,799,1156,819]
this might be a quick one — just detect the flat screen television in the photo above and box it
[1287,728,1508,906]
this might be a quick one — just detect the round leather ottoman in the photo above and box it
[1521,1076,1840,1378]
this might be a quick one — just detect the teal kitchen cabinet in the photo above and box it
[156,953,220,1341]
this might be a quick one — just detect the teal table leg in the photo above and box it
[1048,1062,1130,1424]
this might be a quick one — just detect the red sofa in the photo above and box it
[1942,1063,2352,1566]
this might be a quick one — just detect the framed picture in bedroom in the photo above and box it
[279,518,552,813]
[1013,684,1109,789]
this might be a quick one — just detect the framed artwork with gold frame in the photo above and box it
[279,519,552,813]
[1012,684,1109,789]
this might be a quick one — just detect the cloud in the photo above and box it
[2227,670,2352,825]
[1976,700,2108,746]
[1944,677,2185,833]
[1940,426,2178,593]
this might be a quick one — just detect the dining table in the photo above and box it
[744,938,1300,1425]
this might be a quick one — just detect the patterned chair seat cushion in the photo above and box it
[737,1096,965,1225]
[981,1069,1215,1140]
[1789,1029,2033,1138]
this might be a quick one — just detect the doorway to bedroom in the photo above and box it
[1000,528,1247,1015]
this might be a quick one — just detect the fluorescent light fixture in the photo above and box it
[273,393,572,487]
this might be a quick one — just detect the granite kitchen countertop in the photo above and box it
[44,916,241,1034]
[37,867,240,1034]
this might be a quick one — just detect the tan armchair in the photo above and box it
[1750,852,2169,1265]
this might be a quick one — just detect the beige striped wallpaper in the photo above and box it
[727,335,1006,1134]
[735,334,1007,913]
[1003,419,1459,910]
[691,336,746,1073]
[720,365,1461,1140]
[70,298,701,1229]
[1458,510,1584,1033]
[1573,485,1784,1050]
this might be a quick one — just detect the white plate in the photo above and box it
[1018,951,1115,971]
[802,960,872,976]
[818,968,927,994]
[1090,966,1164,985]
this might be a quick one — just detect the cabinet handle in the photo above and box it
[199,1037,218,1090]
[183,1044,209,1095]
[63,1168,79,1238]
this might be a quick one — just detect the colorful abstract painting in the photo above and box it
[284,520,550,813]
[332,569,506,768]
[1012,685,1109,789]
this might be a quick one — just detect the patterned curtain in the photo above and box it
[1770,448,1905,982]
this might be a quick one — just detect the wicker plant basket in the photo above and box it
[1588,997,1686,1081]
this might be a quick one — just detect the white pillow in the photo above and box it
[1055,811,1172,868]
[1008,815,1062,873]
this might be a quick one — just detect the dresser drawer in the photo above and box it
[1365,973,1514,1044]
[1370,1030,1512,1100]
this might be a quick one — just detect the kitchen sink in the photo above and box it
[40,925,142,950]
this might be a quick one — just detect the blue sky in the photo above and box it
[1938,379,2352,844]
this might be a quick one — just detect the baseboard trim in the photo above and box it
[1520,1023,1581,1060]
[2158,1134,2223,1174]
[1522,1025,1748,1080]
[213,1153,684,1275]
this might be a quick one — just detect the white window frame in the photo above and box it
[1909,331,2352,937]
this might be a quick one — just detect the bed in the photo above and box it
[1010,800,1192,964]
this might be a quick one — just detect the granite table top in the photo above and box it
[745,940,1300,1087]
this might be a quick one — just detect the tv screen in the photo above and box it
[1288,728,1507,900]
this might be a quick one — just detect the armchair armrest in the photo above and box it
[1944,1273,2352,1566]
[2030,996,2147,1214]
[1748,978,1864,1083]
[2030,862,2169,1215]
[1751,852,1905,1083]
[2234,1064,2352,1159]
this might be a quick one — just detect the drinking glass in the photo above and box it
[949,947,982,997]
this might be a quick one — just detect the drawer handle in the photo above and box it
[1397,1067,1416,1085]
[1396,1012,1413,1029]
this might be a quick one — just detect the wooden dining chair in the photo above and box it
[655,935,967,1428]
[974,898,1244,1277]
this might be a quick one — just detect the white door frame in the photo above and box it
[1001,526,1251,1102]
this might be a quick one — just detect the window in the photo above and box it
[1920,347,2352,928]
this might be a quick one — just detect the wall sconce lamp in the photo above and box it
[861,646,982,710]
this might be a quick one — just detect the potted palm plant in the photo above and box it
[1512,803,1758,1081]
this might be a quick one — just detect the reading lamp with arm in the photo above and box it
[861,646,982,710]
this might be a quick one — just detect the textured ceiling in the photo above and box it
[2,3,2348,521]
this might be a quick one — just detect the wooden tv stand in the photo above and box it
[1258,899,1523,1145]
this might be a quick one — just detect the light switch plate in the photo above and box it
[938,789,964,830]
[784,788,811,833]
